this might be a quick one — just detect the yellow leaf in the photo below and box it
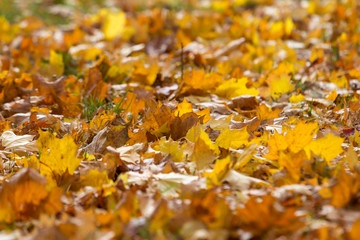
[215,78,259,99]
[345,143,359,171]
[153,137,184,162]
[183,70,222,92]
[269,21,284,39]
[264,121,318,160]
[310,47,324,62]
[285,17,295,36]
[89,112,116,131]
[211,0,229,11]
[79,47,102,61]
[0,16,19,43]
[101,10,126,40]
[50,50,64,76]
[286,121,318,154]
[192,136,218,170]
[338,32,347,43]
[196,108,212,123]
[289,94,305,103]
[131,62,159,85]
[30,107,50,114]
[150,200,174,231]
[329,72,348,89]
[233,144,258,170]
[269,74,293,99]
[174,98,193,117]
[186,125,220,169]
[264,131,288,160]
[325,89,337,101]
[216,128,249,149]
[278,151,307,182]
[37,131,81,178]
[185,124,202,143]
[204,156,232,185]
[256,104,281,120]
[304,134,344,164]
[318,187,332,199]
[81,169,111,189]
[187,126,219,154]
[107,65,119,78]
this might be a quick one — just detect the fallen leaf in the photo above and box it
[330,169,360,208]
[0,130,38,153]
[0,168,62,222]
[304,134,344,165]
[174,98,193,117]
[153,137,184,162]
[215,127,250,149]
[101,9,126,40]
[215,78,259,99]
[37,131,81,185]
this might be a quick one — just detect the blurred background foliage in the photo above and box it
[0,0,274,25]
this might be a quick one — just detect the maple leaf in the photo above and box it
[150,199,174,231]
[153,137,184,162]
[278,150,307,182]
[89,112,116,131]
[286,121,318,153]
[215,127,250,149]
[37,131,81,186]
[119,92,145,118]
[83,67,108,100]
[268,73,294,99]
[215,78,259,99]
[256,104,282,120]
[174,98,193,117]
[186,125,220,169]
[204,156,232,185]
[266,120,318,161]
[183,70,222,93]
[304,134,344,165]
[142,101,174,137]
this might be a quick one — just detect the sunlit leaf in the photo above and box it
[215,127,249,149]
[153,137,184,162]
[37,131,81,184]
[204,156,232,185]
[49,50,64,76]
[304,134,344,165]
[215,78,259,99]
[100,9,126,40]
[174,98,193,117]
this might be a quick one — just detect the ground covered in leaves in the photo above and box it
[1,0,360,239]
